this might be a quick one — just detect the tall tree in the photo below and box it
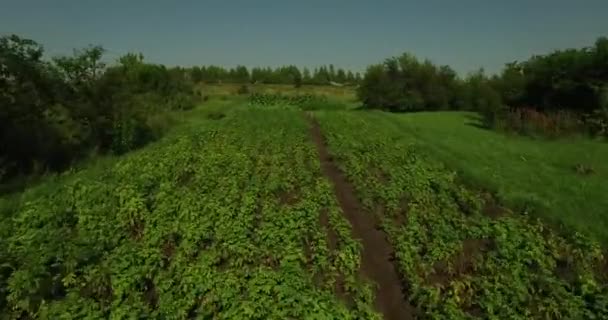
[302,67,312,84]
[336,68,346,83]
[233,65,250,83]
[346,70,355,84]
[328,64,336,81]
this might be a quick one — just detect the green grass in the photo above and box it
[374,111,608,243]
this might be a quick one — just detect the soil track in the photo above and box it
[307,115,413,320]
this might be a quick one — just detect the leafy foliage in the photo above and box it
[357,54,473,112]
[358,36,608,137]
[0,108,378,318]
[315,111,608,319]
[0,35,197,181]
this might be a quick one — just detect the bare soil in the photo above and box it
[429,238,493,286]
[481,192,510,219]
[308,115,413,320]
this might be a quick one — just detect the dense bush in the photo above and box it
[487,38,608,137]
[492,108,582,137]
[503,38,608,113]
[0,35,197,181]
[583,107,608,137]
[357,54,500,113]
[358,37,608,138]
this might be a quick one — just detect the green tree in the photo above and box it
[190,66,203,83]
[329,64,336,81]
[359,53,461,111]
[346,70,355,84]
[302,67,312,84]
[336,68,346,83]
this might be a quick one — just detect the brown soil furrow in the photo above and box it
[307,115,413,320]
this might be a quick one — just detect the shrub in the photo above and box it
[357,54,506,113]
[167,92,196,110]
[358,54,461,111]
[494,108,582,138]
[0,35,197,181]
[583,108,608,137]
[358,37,608,139]
[145,112,175,140]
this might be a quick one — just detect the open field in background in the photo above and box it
[1,91,607,319]
[198,83,358,103]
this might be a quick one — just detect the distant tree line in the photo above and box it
[358,37,608,137]
[189,64,362,86]
[0,35,197,181]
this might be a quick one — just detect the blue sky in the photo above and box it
[2,0,607,74]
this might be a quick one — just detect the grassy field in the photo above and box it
[382,111,608,243]
[1,93,607,319]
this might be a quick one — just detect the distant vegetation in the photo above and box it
[358,37,608,138]
[189,64,362,86]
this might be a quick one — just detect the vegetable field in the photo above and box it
[0,109,378,319]
[1,103,607,319]
[315,111,608,318]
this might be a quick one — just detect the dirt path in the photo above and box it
[307,115,413,320]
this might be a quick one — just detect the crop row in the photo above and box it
[0,110,376,319]
[248,93,328,108]
[314,111,608,319]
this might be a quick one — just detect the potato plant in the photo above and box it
[0,109,377,319]
[315,110,608,319]
[249,93,328,108]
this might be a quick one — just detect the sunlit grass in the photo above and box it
[384,111,608,243]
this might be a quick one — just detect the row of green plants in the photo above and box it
[249,93,327,107]
[315,111,608,319]
[248,93,347,111]
[0,109,377,318]
[0,35,198,183]
[357,37,608,138]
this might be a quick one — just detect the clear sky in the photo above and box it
[2,0,607,74]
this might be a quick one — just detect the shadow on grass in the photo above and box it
[351,104,368,111]
[0,174,46,197]
[464,113,493,130]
